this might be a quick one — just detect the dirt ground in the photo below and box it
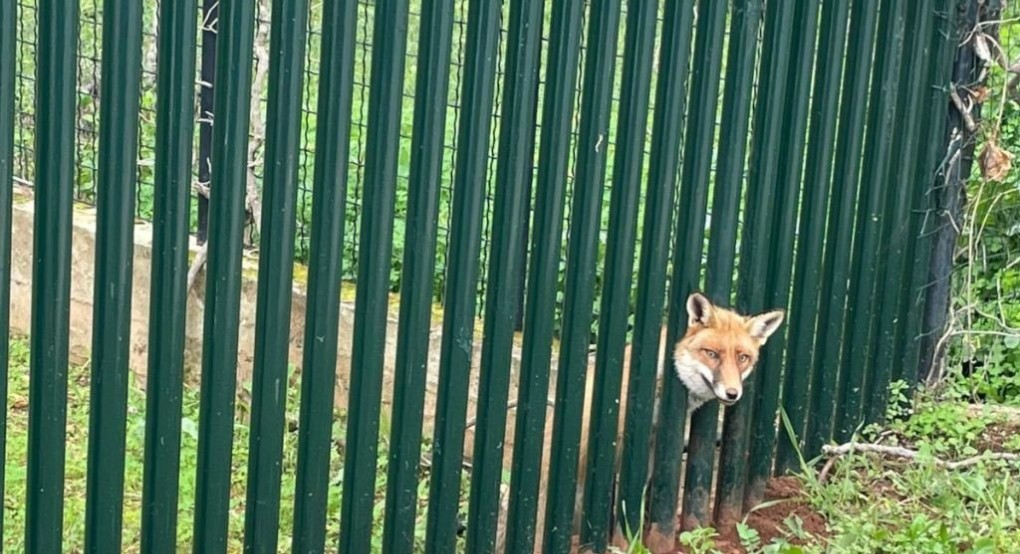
[709,477,828,554]
[975,418,1020,452]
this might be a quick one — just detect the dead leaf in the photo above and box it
[970,86,990,103]
[980,139,1015,182]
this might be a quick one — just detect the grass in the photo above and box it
[797,391,1020,553]
[1,337,471,553]
[603,373,1020,554]
[640,386,1020,554]
[3,331,1019,554]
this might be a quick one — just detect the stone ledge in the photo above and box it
[8,185,559,466]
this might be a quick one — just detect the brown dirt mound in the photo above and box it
[711,477,828,554]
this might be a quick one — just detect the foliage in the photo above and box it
[799,388,1020,554]
[947,12,1020,405]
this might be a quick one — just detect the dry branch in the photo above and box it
[949,86,979,134]
[821,442,1020,470]
[245,0,272,240]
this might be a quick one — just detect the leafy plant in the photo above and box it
[677,527,720,554]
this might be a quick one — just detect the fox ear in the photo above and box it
[747,310,785,344]
[686,292,715,327]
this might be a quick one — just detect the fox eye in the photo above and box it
[738,353,750,364]
[703,349,719,360]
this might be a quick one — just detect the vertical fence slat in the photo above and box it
[422,0,501,550]
[243,0,309,548]
[808,0,880,452]
[773,0,851,472]
[579,0,656,547]
[642,3,700,546]
[616,0,695,540]
[710,0,766,526]
[26,0,77,547]
[723,0,797,515]
[380,0,454,551]
[899,0,957,384]
[337,0,410,550]
[140,0,198,548]
[465,0,542,551]
[542,0,621,551]
[861,0,912,426]
[731,0,797,511]
[83,0,143,548]
[869,0,935,409]
[290,0,357,550]
[894,0,946,387]
[192,0,257,548]
[423,0,501,550]
[504,1,584,551]
[0,0,13,540]
[674,0,730,531]
[918,0,977,386]
[838,0,907,439]
[745,0,818,488]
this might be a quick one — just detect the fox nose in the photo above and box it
[724,388,740,401]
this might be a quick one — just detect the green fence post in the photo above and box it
[243,0,309,549]
[192,0,256,549]
[423,0,501,550]
[899,0,957,384]
[84,0,143,549]
[859,0,910,427]
[542,0,621,551]
[380,0,454,552]
[290,0,357,551]
[674,0,730,531]
[745,0,818,488]
[26,0,77,548]
[616,0,695,540]
[0,0,13,540]
[730,0,796,512]
[807,0,880,454]
[773,0,851,473]
[140,0,198,548]
[579,0,656,547]
[869,0,935,423]
[709,0,766,526]
[503,1,584,551]
[465,0,542,551]
[917,0,978,387]
[337,0,410,550]
[838,0,907,441]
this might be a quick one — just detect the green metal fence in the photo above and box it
[0,0,963,552]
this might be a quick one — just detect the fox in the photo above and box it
[516,291,785,554]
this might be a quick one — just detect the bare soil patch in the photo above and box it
[975,419,1020,453]
[710,477,828,554]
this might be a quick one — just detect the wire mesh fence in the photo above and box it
[10,0,684,329]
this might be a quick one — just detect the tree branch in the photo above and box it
[821,442,1020,470]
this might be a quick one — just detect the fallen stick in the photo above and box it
[821,442,1020,470]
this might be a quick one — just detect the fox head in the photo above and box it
[673,292,785,410]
